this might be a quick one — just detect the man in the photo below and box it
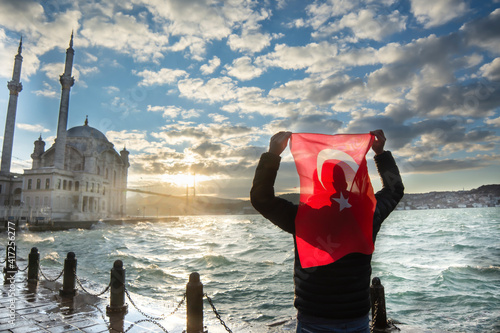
[250,130,404,333]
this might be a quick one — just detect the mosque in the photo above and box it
[0,34,129,222]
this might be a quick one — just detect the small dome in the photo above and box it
[67,125,108,142]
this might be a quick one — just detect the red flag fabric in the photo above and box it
[290,133,376,268]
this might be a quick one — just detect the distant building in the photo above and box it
[0,35,129,221]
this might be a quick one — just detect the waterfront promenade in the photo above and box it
[0,270,448,333]
[0,270,170,332]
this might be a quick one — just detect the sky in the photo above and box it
[0,0,499,200]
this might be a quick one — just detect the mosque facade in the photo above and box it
[0,35,129,222]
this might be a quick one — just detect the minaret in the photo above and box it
[0,38,23,175]
[31,135,46,169]
[53,32,75,169]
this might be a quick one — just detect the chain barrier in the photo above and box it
[205,293,233,333]
[75,272,111,297]
[125,287,186,321]
[389,319,401,331]
[39,267,64,282]
[124,318,170,333]
[90,304,171,333]
[370,301,400,332]
[3,247,236,333]
[18,263,29,272]
[371,301,377,333]
[91,304,113,331]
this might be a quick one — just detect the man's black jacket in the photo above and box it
[250,151,404,320]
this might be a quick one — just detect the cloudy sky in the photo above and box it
[0,0,499,199]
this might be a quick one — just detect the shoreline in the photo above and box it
[0,216,180,232]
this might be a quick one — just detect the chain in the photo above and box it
[91,304,112,331]
[387,319,401,331]
[123,318,170,333]
[125,287,186,321]
[204,293,233,333]
[75,272,111,296]
[39,267,64,282]
[16,264,28,272]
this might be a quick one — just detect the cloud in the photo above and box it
[400,155,497,174]
[80,12,169,63]
[256,42,339,74]
[135,67,188,86]
[410,0,468,28]
[178,76,238,103]
[148,104,201,120]
[485,116,500,127]
[104,86,120,94]
[17,123,50,133]
[105,129,156,152]
[200,56,220,75]
[132,0,271,59]
[228,31,272,53]
[225,56,264,81]
[123,121,266,181]
[314,9,407,41]
[208,113,228,123]
[479,57,500,81]
[462,8,500,54]
[33,82,58,98]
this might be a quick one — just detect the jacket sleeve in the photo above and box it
[373,151,405,238]
[250,153,297,234]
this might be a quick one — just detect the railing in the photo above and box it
[3,244,399,333]
[3,245,233,333]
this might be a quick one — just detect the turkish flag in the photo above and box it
[290,133,376,268]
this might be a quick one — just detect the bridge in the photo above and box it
[125,187,175,198]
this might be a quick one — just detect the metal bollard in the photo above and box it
[59,252,77,297]
[370,277,388,329]
[27,247,40,284]
[106,260,128,314]
[3,243,18,284]
[186,272,204,333]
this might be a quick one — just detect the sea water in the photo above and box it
[4,207,500,332]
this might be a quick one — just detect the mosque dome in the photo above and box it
[66,117,109,142]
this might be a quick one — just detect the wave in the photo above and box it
[193,254,235,268]
[20,233,55,244]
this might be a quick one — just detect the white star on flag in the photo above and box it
[332,192,352,212]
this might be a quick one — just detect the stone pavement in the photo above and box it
[0,270,182,333]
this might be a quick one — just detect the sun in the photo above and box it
[161,173,194,188]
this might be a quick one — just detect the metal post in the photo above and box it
[370,277,388,329]
[186,272,204,333]
[27,247,40,284]
[107,260,128,314]
[3,243,17,284]
[59,252,77,297]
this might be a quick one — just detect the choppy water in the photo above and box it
[4,207,500,332]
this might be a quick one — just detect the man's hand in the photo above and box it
[269,131,292,156]
[370,129,386,155]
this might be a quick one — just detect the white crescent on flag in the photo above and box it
[316,149,359,190]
